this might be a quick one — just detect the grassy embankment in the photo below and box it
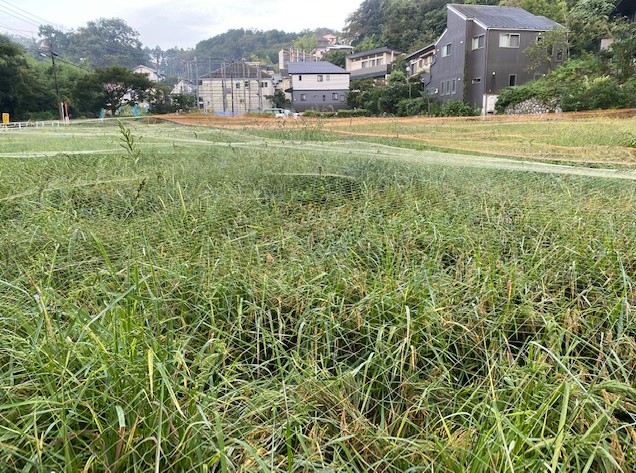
[1,119,635,471]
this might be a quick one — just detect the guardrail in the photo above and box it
[0,120,68,130]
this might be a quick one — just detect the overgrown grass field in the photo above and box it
[1,119,635,471]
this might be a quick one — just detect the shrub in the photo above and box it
[561,75,629,111]
[439,100,478,117]
[495,86,536,114]
[396,98,431,116]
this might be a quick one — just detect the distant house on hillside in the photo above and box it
[171,79,195,95]
[408,4,564,113]
[287,61,350,112]
[198,61,275,115]
[346,47,402,84]
[133,65,164,83]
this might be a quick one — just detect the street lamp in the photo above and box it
[405,65,412,99]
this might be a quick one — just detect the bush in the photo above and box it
[561,75,629,111]
[439,100,478,117]
[396,98,431,116]
[495,86,536,114]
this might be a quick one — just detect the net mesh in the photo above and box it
[1,118,636,471]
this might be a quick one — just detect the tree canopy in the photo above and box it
[73,66,154,115]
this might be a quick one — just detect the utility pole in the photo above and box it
[49,46,64,122]
[194,56,200,110]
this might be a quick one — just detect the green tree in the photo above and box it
[525,28,569,73]
[40,19,145,69]
[293,32,318,52]
[322,50,348,68]
[73,65,153,116]
[343,0,384,45]
[501,0,568,24]
[0,35,50,120]
[266,90,291,109]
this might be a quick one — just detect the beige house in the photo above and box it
[198,62,275,115]
[405,44,436,77]
[346,47,402,83]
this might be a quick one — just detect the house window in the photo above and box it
[362,60,368,68]
[317,74,323,82]
[261,81,268,87]
[300,94,306,101]
[235,82,240,89]
[244,81,250,88]
[441,43,452,57]
[509,74,517,86]
[298,75,302,81]
[322,95,326,101]
[198,80,203,85]
[500,33,520,48]
[332,93,338,100]
[441,80,446,95]
[472,34,485,50]
[472,77,482,84]
[340,95,345,102]
[451,79,457,94]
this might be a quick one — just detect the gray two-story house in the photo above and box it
[287,62,350,112]
[419,4,563,113]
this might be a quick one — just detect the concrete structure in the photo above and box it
[198,61,275,115]
[409,4,563,113]
[346,47,402,83]
[287,62,350,112]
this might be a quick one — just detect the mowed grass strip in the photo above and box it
[0,122,635,472]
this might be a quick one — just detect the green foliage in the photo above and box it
[501,0,568,23]
[561,75,630,111]
[396,97,431,116]
[495,86,540,113]
[524,28,569,73]
[321,50,348,68]
[495,56,635,113]
[293,32,318,51]
[2,122,636,471]
[0,35,51,120]
[170,94,196,111]
[73,66,154,115]
[266,90,291,109]
[439,99,478,116]
[39,19,145,69]
[195,29,304,65]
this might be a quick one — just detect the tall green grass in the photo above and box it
[0,122,635,471]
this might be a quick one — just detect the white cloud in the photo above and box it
[3,0,362,48]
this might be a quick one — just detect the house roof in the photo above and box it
[201,62,273,80]
[288,61,348,74]
[448,4,562,30]
[347,47,402,60]
[405,43,436,61]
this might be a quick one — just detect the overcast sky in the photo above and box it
[0,0,362,48]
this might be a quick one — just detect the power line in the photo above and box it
[0,0,62,30]
[0,4,43,29]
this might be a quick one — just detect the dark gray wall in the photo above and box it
[292,90,349,112]
[429,8,563,109]
[428,10,468,102]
